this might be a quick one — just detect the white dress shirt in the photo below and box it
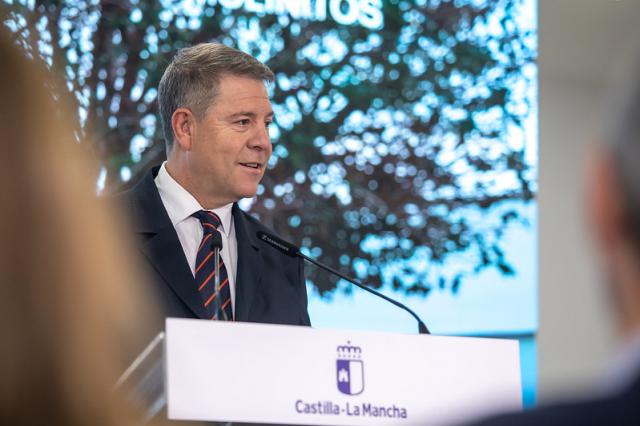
[154,162,238,314]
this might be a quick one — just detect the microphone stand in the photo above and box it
[211,232,229,321]
[301,253,430,334]
[257,231,430,334]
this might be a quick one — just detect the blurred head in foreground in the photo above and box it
[0,30,154,425]
[466,45,640,426]
[589,47,640,341]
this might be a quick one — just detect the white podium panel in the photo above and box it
[165,318,521,425]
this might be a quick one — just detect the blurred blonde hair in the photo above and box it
[0,30,155,425]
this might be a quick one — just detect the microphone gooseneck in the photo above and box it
[257,231,430,334]
[256,231,298,256]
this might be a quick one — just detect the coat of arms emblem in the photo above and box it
[336,341,364,395]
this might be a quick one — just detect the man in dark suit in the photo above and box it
[120,43,310,327]
[467,49,640,426]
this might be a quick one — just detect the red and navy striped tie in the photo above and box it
[192,210,233,321]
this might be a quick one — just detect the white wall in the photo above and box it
[538,76,615,399]
[537,0,640,400]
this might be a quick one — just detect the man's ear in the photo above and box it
[171,107,197,151]
[586,146,627,256]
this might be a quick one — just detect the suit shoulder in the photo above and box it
[107,181,143,217]
[471,390,640,426]
[237,208,281,236]
[110,186,134,206]
[105,169,163,231]
[234,208,300,261]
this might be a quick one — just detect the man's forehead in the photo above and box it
[211,76,270,108]
[216,74,270,96]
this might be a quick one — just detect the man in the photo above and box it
[468,50,640,425]
[120,43,310,326]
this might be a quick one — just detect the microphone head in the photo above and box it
[257,231,300,257]
[210,231,223,250]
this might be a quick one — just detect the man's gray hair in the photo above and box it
[602,43,640,239]
[158,43,275,151]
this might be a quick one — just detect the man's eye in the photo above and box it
[265,120,273,128]
[237,119,250,126]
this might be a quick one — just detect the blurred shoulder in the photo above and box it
[470,383,640,426]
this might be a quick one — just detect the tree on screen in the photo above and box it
[2,0,536,296]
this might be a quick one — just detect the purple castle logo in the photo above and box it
[336,341,364,396]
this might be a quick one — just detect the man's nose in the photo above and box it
[249,124,271,150]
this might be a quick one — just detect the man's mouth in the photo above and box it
[239,162,262,170]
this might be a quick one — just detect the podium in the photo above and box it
[122,318,522,425]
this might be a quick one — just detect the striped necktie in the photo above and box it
[192,210,233,321]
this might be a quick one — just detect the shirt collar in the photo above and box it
[155,162,233,233]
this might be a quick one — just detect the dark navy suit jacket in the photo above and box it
[119,167,311,329]
[469,373,640,426]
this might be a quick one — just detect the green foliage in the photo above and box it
[2,0,536,297]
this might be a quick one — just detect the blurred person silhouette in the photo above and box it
[465,46,640,425]
[0,28,161,425]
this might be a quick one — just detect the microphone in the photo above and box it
[210,232,229,320]
[211,232,223,251]
[256,231,430,334]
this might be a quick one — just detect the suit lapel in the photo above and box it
[131,168,208,319]
[232,204,264,322]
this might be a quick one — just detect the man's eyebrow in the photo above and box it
[228,111,275,119]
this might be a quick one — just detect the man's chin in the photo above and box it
[235,188,258,201]
[229,179,261,202]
